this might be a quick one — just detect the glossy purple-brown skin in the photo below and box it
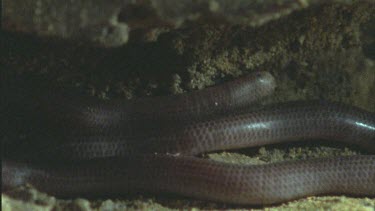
[2,71,276,137]
[2,71,375,205]
[50,101,375,160]
[2,155,375,204]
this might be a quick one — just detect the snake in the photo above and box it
[1,71,374,205]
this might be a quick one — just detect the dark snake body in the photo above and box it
[2,72,375,205]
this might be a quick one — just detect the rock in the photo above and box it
[4,0,372,47]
